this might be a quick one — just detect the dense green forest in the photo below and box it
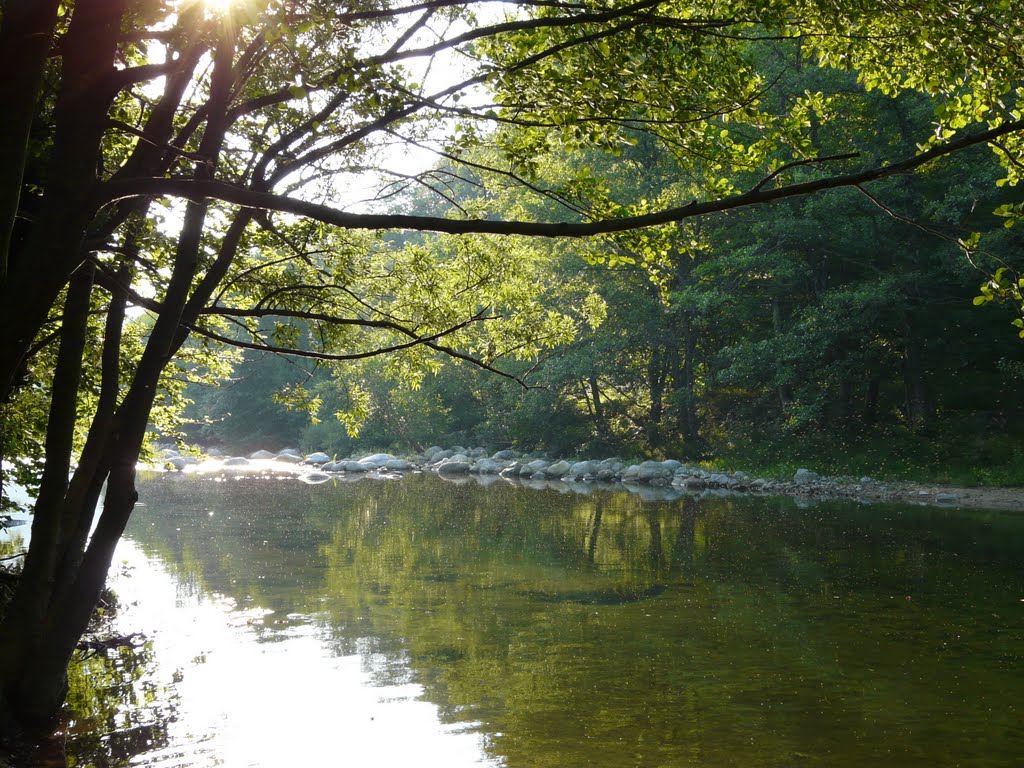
[182,55,1024,485]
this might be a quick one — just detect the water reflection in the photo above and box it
[55,473,1024,767]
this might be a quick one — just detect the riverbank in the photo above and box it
[162,445,1024,512]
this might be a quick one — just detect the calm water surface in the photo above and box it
[51,472,1023,767]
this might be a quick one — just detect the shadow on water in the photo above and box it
[33,471,1024,767]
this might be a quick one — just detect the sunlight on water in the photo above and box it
[96,539,497,767]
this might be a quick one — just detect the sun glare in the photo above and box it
[201,0,236,17]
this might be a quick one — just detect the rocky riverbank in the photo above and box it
[158,444,1024,512]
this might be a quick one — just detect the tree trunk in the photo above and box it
[647,347,665,446]
[903,322,929,430]
[0,0,61,282]
[863,378,880,425]
[772,297,793,408]
[0,0,129,404]
[677,315,702,449]
[0,264,94,730]
[0,28,240,733]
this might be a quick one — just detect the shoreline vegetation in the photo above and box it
[153,444,1024,513]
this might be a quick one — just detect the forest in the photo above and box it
[182,55,1024,486]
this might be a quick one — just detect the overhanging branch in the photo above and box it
[101,119,1024,239]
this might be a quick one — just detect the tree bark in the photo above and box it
[0,0,129,404]
[0,264,94,728]
[903,322,929,430]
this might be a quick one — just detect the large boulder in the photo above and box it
[384,458,412,471]
[223,457,250,466]
[165,456,188,471]
[429,449,454,464]
[794,468,820,484]
[358,453,395,468]
[637,461,670,482]
[519,458,550,476]
[569,461,597,478]
[468,447,488,458]
[472,458,504,475]
[343,461,371,473]
[303,452,331,465]
[321,461,345,472]
[249,450,276,460]
[543,460,572,478]
[492,449,516,461]
[424,445,445,460]
[438,459,472,474]
[275,452,304,463]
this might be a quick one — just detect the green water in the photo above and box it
[58,472,1023,767]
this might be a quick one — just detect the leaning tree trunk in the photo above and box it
[0,27,241,731]
[0,0,130,406]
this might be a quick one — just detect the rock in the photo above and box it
[438,460,472,475]
[544,460,572,478]
[569,460,597,477]
[473,458,503,474]
[165,457,187,471]
[424,445,444,459]
[275,452,304,463]
[249,450,276,460]
[596,469,615,481]
[223,457,250,466]
[206,447,226,457]
[384,459,412,471]
[707,473,731,486]
[429,449,454,464]
[520,459,550,476]
[492,449,516,460]
[303,452,331,465]
[321,461,344,472]
[859,476,874,484]
[794,468,820,484]
[358,453,395,468]
[661,459,682,472]
[733,470,751,482]
[279,447,302,457]
[935,492,959,505]
[450,445,467,455]
[158,448,181,459]
[637,461,669,482]
[468,447,488,458]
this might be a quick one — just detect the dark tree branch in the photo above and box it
[102,118,1024,239]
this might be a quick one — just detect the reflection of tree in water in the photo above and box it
[59,625,175,766]
[119,473,1024,768]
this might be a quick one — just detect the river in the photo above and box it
[28,471,1024,766]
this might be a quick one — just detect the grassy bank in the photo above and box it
[706,422,1024,488]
